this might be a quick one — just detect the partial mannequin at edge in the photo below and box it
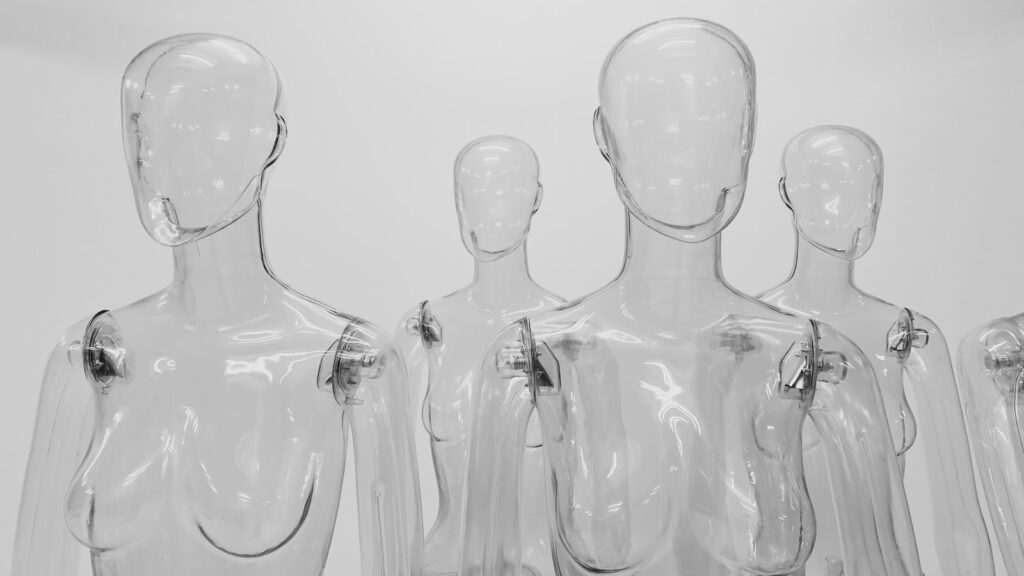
[395,136,564,576]
[759,125,993,576]
[458,18,921,576]
[959,316,1024,573]
[12,34,422,576]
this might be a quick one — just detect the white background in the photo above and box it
[1,1,1022,574]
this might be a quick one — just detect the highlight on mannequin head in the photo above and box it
[122,33,286,247]
[594,18,756,243]
[780,125,883,260]
[454,135,543,262]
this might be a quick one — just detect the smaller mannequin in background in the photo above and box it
[395,136,563,576]
[959,315,1024,574]
[759,125,993,576]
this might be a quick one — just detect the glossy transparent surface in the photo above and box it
[959,317,1024,574]
[760,126,992,576]
[460,19,920,576]
[396,136,563,576]
[13,34,422,576]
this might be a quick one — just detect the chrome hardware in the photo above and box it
[83,310,128,392]
[886,308,929,362]
[982,328,1024,396]
[779,322,848,400]
[403,300,443,349]
[318,323,385,405]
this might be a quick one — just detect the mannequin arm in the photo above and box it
[13,323,95,576]
[957,321,1024,574]
[394,303,430,428]
[459,323,534,576]
[346,343,425,576]
[903,312,994,576]
[809,322,922,576]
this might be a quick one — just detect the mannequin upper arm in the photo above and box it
[13,319,98,576]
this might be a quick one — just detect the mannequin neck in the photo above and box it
[608,211,737,323]
[469,244,536,302]
[170,200,279,320]
[619,211,726,284]
[785,234,860,306]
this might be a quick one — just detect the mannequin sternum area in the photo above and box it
[170,201,280,320]
[783,235,860,311]
[467,245,539,306]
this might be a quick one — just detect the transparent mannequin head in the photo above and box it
[454,135,543,262]
[780,125,883,259]
[122,34,286,247]
[593,18,756,243]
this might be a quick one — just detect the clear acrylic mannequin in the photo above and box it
[395,136,563,576]
[459,19,920,576]
[12,34,422,576]
[959,317,1024,573]
[759,126,993,576]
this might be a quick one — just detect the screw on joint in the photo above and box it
[982,328,1024,396]
[496,342,530,379]
[83,311,128,392]
[719,326,757,362]
[404,301,443,349]
[88,343,128,384]
[779,340,813,400]
[317,323,387,406]
[817,350,849,386]
[984,350,1023,372]
[493,320,558,397]
[887,309,930,362]
[779,333,848,400]
[334,348,382,404]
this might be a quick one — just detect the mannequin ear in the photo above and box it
[264,113,288,169]
[592,107,611,163]
[778,176,793,210]
[533,181,544,215]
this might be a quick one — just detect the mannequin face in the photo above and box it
[781,125,883,260]
[122,34,285,247]
[595,18,756,243]
[454,135,542,262]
